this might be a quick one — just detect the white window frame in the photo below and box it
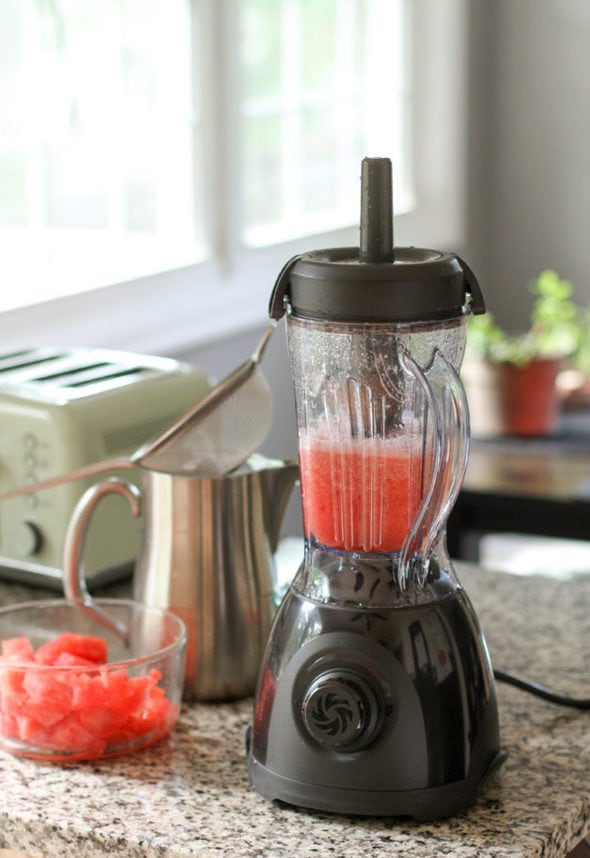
[0,0,469,358]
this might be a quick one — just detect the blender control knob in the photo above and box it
[300,668,385,752]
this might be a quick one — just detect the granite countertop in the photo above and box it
[0,563,588,858]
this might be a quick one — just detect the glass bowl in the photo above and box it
[0,598,186,762]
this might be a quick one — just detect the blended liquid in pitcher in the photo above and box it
[299,432,426,553]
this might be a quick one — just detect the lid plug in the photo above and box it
[359,157,394,264]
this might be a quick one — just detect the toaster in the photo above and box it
[0,347,211,589]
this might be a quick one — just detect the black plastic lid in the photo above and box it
[268,158,485,324]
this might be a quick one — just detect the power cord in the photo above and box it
[494,669,590,710]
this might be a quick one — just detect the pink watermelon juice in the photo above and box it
[299,433,426,553]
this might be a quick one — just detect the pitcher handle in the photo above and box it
[398,348,469,590]
[63,477,142,641]
[426,354,470,552]
[397,350,443,590]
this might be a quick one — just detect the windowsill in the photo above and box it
[0,265,271,358]
[0,194,469,360]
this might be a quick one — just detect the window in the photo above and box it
[1,0,201,308]
[238,0,411,247]
[0,0,468,356]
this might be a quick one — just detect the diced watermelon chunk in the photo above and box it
[34,632,107,665]
[70,670,108,711]
[76,704,121,741]
[0,664,27,696]
[1,636,35,662]
[53,651,99,667]
[19,701,65,728]
[23,668,72,709]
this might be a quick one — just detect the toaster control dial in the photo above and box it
[11,521,44,557]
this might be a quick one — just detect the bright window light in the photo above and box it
[239,0,411,246]
[0,0,201,311]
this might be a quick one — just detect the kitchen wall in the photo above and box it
[467,0,590,328]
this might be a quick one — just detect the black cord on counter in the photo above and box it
[494,669,590,710]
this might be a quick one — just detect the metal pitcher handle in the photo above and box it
[63,477,142,641]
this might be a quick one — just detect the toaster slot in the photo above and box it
[65,366,146,388]
[30,361,154,388]
[0,350,33,365]
[0,350,67,375]
[31,361,114,384]
[29,362,108,384]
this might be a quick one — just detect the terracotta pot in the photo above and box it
[498,357,562,437]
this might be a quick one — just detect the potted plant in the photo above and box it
[464,270,587,437]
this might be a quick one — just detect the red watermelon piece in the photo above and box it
[34,632,107,665]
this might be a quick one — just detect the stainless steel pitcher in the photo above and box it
[63,453,299,702]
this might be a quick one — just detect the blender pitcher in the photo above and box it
[247,158,502,820]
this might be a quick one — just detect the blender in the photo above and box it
[247,157,502,820]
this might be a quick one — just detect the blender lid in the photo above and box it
[269,158,485,323]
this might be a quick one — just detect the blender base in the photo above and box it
[247,749,506,820]
[247,583,503,820]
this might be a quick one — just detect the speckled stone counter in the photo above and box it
[0,563,588,858]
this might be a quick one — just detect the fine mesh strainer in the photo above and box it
[133,322,275,476]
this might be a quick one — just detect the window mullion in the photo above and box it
[107,4,126,234]
[282,0,303,225]
[198,0,243,278]
[334,0,358,213]
[25,8,47,230]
